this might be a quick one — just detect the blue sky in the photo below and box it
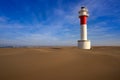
[0,0,120,46]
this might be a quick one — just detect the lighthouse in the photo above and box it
[78,7,91,49]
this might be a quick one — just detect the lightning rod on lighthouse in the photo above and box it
[78,7,91,49]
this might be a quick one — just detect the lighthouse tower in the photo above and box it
[78,7,91,49]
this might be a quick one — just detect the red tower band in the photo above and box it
[80,16,87,25]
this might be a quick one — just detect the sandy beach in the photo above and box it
[0,46,120,80]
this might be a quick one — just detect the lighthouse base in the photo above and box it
[78,40,91,49]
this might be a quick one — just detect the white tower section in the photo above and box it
[78,7,91,49]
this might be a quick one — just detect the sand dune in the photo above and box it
[0,46,120,80]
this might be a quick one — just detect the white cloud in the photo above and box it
[0,16,9,23]
[0,33,76,46]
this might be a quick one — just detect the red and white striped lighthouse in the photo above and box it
[78,7,91,49]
